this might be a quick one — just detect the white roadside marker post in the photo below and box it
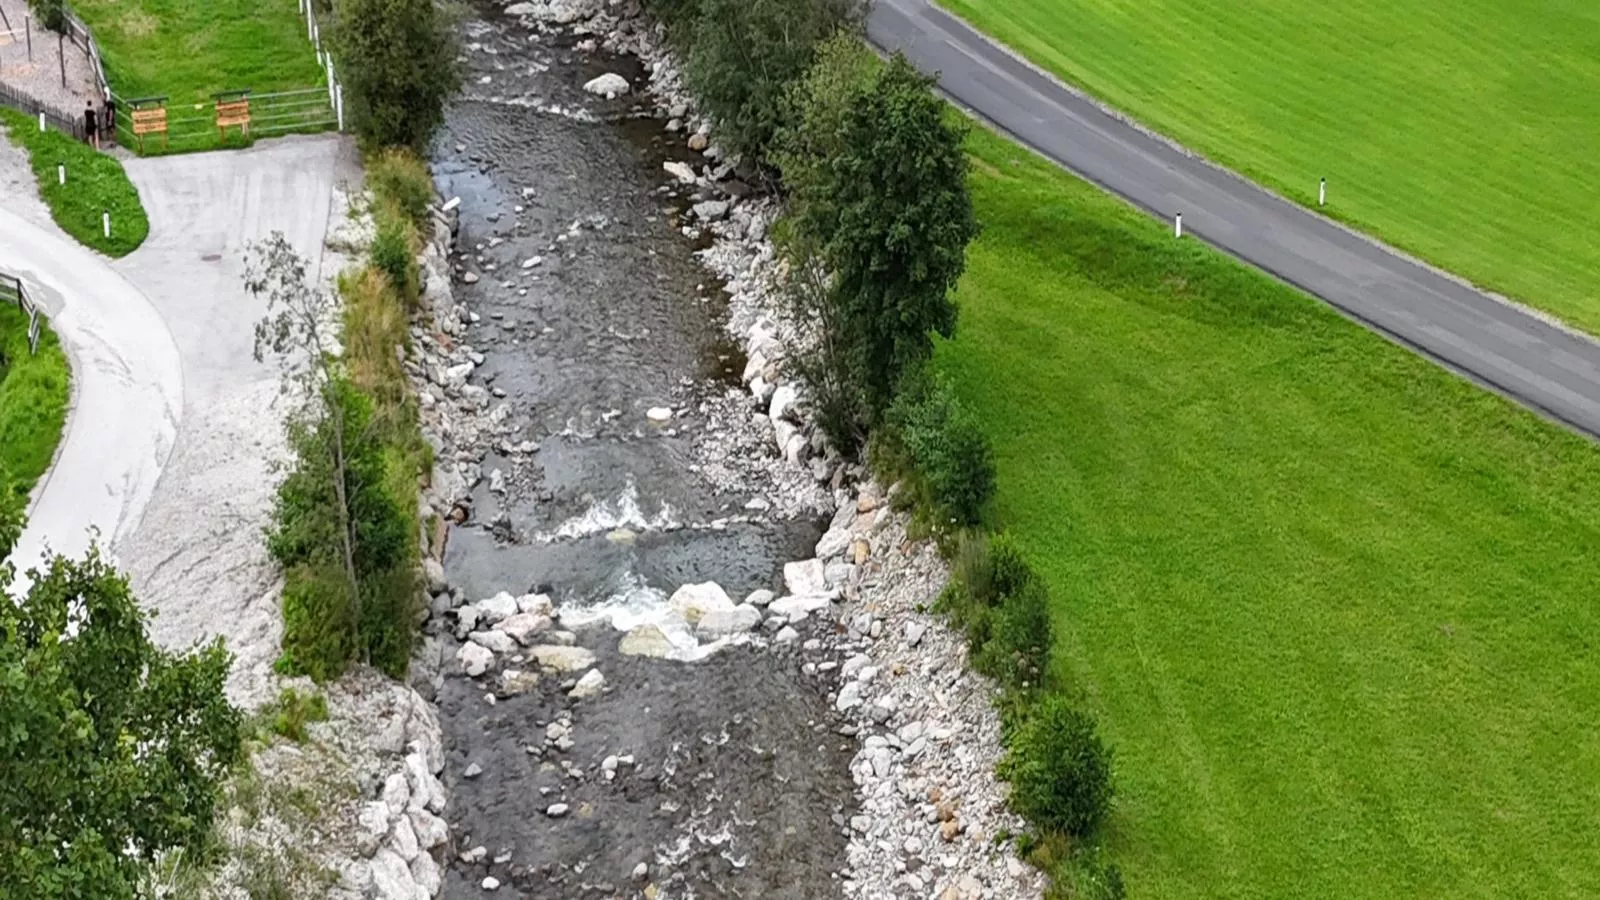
[57,162,65,185]
[38,111,45,132]
[102,210,110,239]
[1319,177,1327,206]
[1174,211,1183,239]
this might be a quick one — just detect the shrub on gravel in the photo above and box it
[0,108,149,256]
[1001,693,1114,839]
[367,149,434,229]
[333,0,461,150]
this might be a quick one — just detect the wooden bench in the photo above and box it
[131,106,168,151]
[215,97,251,141]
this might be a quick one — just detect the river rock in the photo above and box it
[693,200,728,221]
[769,383,799,422]
[836,681,863,712]
[499,668,540,695]
[815,526,851,560]
[529,645,597,672]
[517,592,555,616]
[768,594,832,623]
[696,604,763,637]
[783,558,827,596]
[584,72,630,97]
[647,406,673,422]
[468,629,518,655]
[370,848,419,900]
[410,808,449,850]
[619,624,675,657]
[664,160,696,184]
[456,641,495,677]
[357,801,390,856]
[495,612,552,645]
[474,591,520,624]
[411,851,442,896]
[688,132,709,152]
[390,813,419,862]
[742,351,767,385]
[423,558,447,595]
[569,668,607,698]
[774,626,800,643]
[669,581,733,623]
[745,589,775,607]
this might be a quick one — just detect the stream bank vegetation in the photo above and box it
[250,149,436,684]
[644,1,1125,894]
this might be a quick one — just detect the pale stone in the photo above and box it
[495,612,552,645]
[468,630,518,655]
[370,848,418,900]
[529,645,597,672]
[619,624,675,658]
[668,581,733,624]
[569,668,607,698]
[456,641,495,677]
[475,591,519,623]
[695,604,763,637]
[783,559,826,596]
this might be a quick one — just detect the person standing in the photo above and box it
[83,101,99,150]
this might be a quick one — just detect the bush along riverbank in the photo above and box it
[505,0,1127,895]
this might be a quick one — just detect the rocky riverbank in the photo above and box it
[388,1,1048,898]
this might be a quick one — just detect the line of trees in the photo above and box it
[647,2,1124,894]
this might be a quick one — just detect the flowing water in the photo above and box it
[428,7,854,897]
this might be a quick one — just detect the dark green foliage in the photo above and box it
[27,0,66,32]
[779,49,978,429]
[370,206,419,305]
[682,0,855,164]
[881,366,995,528]
[940,531,1051,691]
[975,578,1053,689]
[1001,694,1114,839]
[268,378,413,681]
[0,542,243,898]
[333,0,461,150]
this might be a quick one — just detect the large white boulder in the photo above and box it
[619,624,674,658]
[669,581,733,624]
[696,604,763,637]
[456,641,495,677]
[474,591,519,624]
[369,848,418,900]
[783,559,827,596]
[583,72,630,97]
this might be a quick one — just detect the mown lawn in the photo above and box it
[939,0,1600,335]
[942,126,1600,899]
[0,109,148,256]
[75,0,325,133]
[0,303,70,507]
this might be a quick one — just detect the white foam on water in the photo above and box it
[556,571,754,662]
[535,478,678,542]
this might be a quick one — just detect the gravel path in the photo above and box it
[0,0,101,115]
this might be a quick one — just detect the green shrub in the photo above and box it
[264,688,330,743]
[881,367,996,528]
[359,561,421,678]
[278,563,357,682]
[367,150,434,228]
[975,578,1053,690]
[369,207,419,306]
[334,0,461,150]
[27,0,66,32]
[1001,695,1114,839]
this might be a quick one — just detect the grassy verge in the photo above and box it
[0,303,70,508]
[74,0,325,105]
[0,109,149,256]
[940,124,1600,898]
[939,0,1600,334]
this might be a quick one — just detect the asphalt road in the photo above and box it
[868,0,1600,439]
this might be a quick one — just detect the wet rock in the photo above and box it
[474,591,520,624]
[468,629,518,655]
[517,593,554,616]
[529,645,597,672]
[696,604,763,637]
[647,406,673,422]
[663,160,696,184]
[688,132,709,152]
[584,73,631,97]
[619,624,675,658]
[668,581,733,623]
[494,612,552,645]
[783,558,827,596]
[569,668,607,698]
[546,803,570,818]
[462,271,480,284]
[456,642,495,677]
[464,762,483,779]
[482,875,501,891]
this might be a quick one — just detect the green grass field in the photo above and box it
[75,0,325,104]
[939,0,1600,335]
[944,125,1600,898]
[0,303,70,507]
[0,109,148,256]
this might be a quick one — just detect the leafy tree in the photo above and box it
[684,0,856,164]
[332,0,461,150]
[0,478,242,898]
[779,45,979,441]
